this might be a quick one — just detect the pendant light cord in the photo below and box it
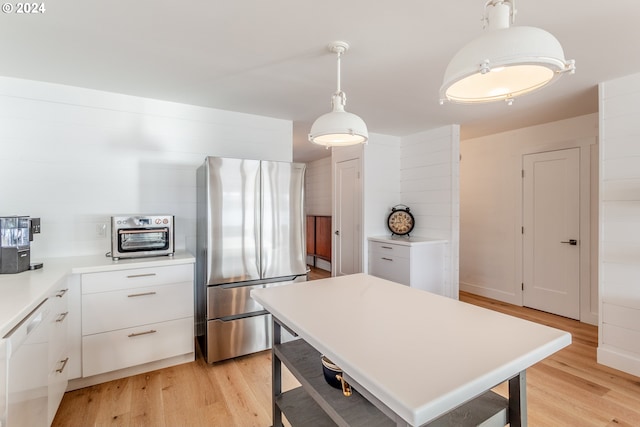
[336,49,342,93]
[333,45,346,108]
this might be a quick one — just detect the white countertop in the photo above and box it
[368,235,448,246]
[251,273,571,426]
[0,251,195,337]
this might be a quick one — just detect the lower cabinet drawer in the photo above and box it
[82,264,194,294]
[369,255,410,286]
[82,317,194,377]
[82,282,193,335]
[369,241,411,258]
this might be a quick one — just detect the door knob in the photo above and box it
[560,239,578,245]
[335,230,340,236]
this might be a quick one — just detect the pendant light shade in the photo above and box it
[440,0,575,105]
[309,41,368,147]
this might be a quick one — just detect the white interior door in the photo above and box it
[523,148,580,319]
[334,158,362,276]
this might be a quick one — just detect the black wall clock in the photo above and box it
[387,205,415,236]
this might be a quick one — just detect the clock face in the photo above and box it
[387,209,415,236]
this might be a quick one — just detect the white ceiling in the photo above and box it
[2,1,639,163]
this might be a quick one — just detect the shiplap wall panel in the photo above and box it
[602,324,640,355]
[361,133,402,271]
[601,263,640,304]
[598,71,640,377]
[305,156,332,216]
[0,77,292,258]
[603,134,640,158]
[400,125,460,299]
[304,156,333,271]
[602,180,640,200]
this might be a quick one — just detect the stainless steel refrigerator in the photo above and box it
[196,156,307,363]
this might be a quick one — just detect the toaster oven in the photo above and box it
[110,215,174,260]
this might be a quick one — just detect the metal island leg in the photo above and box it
[508,370,527,427]
[271,317,283,427]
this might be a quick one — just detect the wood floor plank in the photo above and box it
[208,357,272,427]
[51,384,102,426]
[128,371,165,427]
[232,351,276,421]
[92,377,134,426]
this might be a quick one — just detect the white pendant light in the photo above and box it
[440,0,575,105]
[309,41,368,147]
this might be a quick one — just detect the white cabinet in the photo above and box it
[368,236,448,296]
[80,263,194,378]
[47,283,69,426]
[3,282,69,427]
[5,298,50,427]
[65,274,82,381]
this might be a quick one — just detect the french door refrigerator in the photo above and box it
[196,157,307,363]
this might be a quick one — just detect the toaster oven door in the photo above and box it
[117,228,170,253]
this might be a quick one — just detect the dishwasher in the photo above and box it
[3,298,50,427]
[1,338,6,427]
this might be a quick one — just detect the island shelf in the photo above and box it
[271,319,510,427]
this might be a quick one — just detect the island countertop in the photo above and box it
[251,273,571,426]
[0,251,195,337]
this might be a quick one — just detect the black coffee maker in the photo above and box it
[0,216,41,274]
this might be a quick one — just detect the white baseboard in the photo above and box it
[459,281,520,306]
[597,346,640,378]
[67,352,195,391]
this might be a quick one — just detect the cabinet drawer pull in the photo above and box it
[128,329,157,338]
[56,357,69,373]
[56,311,69,323]
[126,273,157,279]
[381,246,393,249]
[127,291,157,298]
[381,257,393,261]
[55,288,68,298]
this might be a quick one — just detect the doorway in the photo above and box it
[522,148,580,319]
[334,157,362,276]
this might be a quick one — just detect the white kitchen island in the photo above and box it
[251,273,571,427]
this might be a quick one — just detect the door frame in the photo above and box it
[332,145,364,276]
[517,138,597,324]
[522,148,581,319]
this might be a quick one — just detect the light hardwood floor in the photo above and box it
[53,269,640,426]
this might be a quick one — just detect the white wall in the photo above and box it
[460,113,599,323]
[401,126,460,299]
[598,72,640,376]
[0,77,293,259]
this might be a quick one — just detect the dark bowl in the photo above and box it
[321,355,342,389]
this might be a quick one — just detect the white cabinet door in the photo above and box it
[48,284,69,426]
[66,274,82,380]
